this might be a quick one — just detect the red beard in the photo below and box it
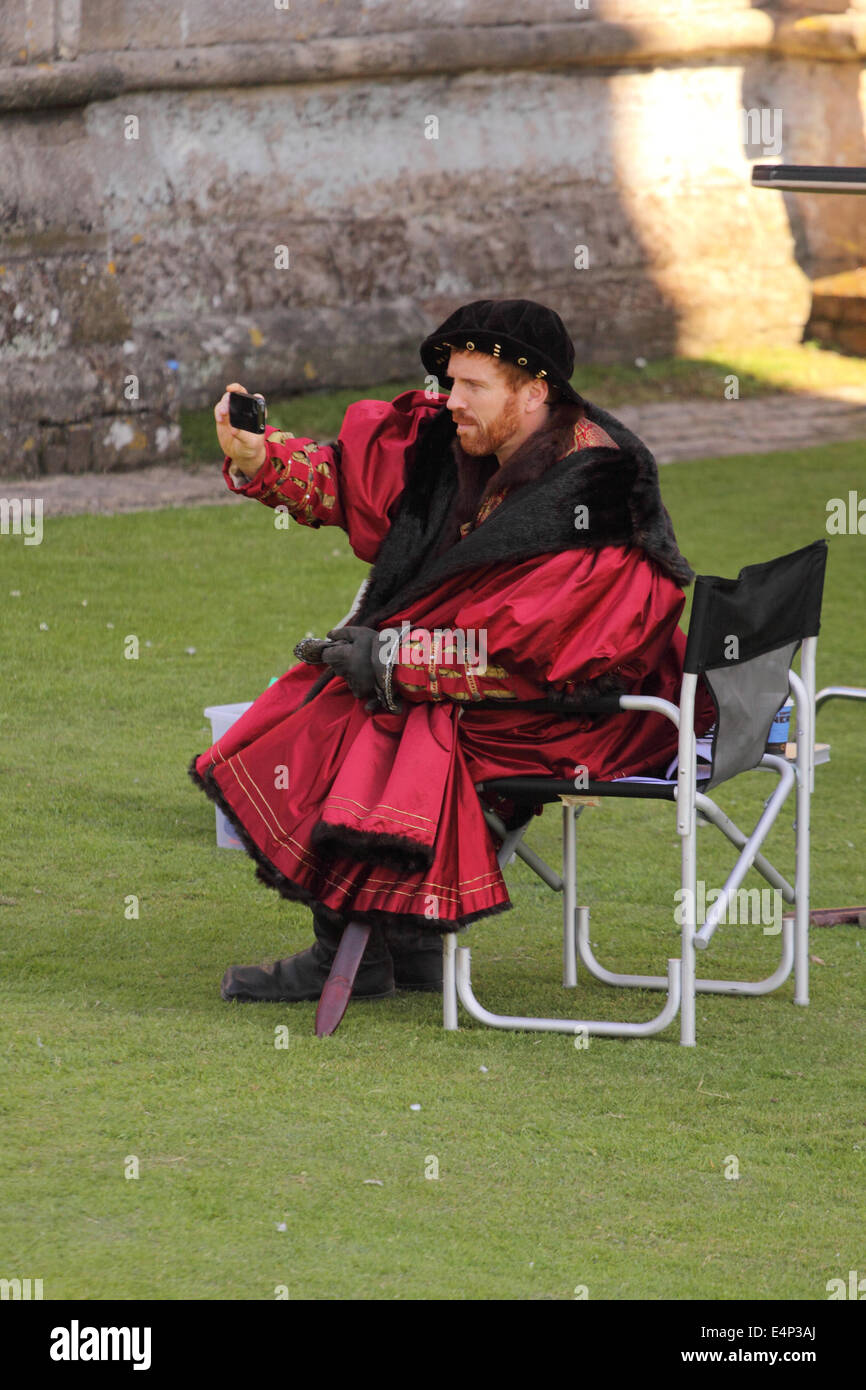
[453,392,522,457]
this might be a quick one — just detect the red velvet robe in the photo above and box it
[191,391,715,930]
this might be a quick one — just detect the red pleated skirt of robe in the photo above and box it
[189,629,714,934]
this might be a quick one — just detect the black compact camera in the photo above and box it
[228,391,267,434]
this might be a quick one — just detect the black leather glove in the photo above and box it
[321,626,388,702]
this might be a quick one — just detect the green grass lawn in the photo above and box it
[1,437,865,1301]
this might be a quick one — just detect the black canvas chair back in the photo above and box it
[684,540,827,790]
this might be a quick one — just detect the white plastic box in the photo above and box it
[203,702,254,848]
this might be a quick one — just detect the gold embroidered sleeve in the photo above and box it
[388,629,537,704]
[222,428,343,529]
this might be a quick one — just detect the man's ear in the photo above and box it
[524,378,551,416]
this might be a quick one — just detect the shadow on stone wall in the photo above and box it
[3,1,859,477]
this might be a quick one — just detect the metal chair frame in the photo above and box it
[441,547,828,1046]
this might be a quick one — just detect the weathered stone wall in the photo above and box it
[1,1,864,475]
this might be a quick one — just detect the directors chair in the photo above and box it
[442,539,829,1046]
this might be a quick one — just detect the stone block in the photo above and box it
[178,0,591,47]
[39,422,95,475]
[807,269,866,356]
[0,425,42,479]
[806,319,866,356]
[79,0,181,52]
[0,1,55,65]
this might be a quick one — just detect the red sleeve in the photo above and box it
[223,389,448,564]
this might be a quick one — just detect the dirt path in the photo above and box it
[2,391,865,518]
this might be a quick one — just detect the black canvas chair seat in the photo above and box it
[477,776,679,803]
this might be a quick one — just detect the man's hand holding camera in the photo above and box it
[214,382,267,480]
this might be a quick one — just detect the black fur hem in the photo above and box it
[187,753,510,934]
[310,820,433,874]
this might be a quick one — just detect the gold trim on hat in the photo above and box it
[492,343,501,356]
[466,341,475,350]
[517,356,527,365]
[536,369,547,378]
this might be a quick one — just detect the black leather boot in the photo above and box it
[221,911,396,1003]
[384,924,444,993]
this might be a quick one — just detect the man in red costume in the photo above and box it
[189,299,714,1027]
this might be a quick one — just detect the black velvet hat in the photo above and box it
[419,298,584,405]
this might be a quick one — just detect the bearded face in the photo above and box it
[451,389,523,457]
[446,349,542,461]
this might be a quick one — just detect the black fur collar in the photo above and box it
[356,397,693,626]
